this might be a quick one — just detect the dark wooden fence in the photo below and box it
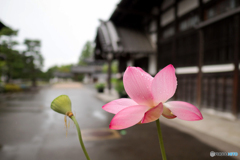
[201,72,234,112]
[175,74,198,106]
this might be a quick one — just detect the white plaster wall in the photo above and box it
[176,66,199,74]
[148,54,157,75]
[202,64,234,73]
[149,33,157,49]
[161,8,174,26]
[178,0,199,17]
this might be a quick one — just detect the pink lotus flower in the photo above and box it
[102,64,203,130]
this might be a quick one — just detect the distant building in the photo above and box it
[71,60,104,83]
[53,72,73,78]
[95,20,155,74]
[49,72,73,83]
[94,0,240,119]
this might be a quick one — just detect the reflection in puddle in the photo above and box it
[92,111,107,120]
[81,128,121,141]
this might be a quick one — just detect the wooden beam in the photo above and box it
[113,1,136,25]
[161,2,175,13]
[116,7,158,19]
[196,6,240,29]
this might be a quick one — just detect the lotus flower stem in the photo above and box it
[156,119,167,160]
[71,115,91,160]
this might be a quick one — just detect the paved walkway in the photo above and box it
[0,83,239,160]
[95,88,119,103]
[51,82,83,89]
[97,90,240,152]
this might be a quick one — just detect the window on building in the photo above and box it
[176,31,198,67]
[203,16,235,64]
[179,15,199,31]
[163,26,175,38]
[205,0,238,20]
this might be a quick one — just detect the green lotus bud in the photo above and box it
[50,94,91,160]
[51,95,72,115]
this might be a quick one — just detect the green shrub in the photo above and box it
[115,80,128,98]
[4,84,21,92]
[95,83,105,89]
[111,78,118,85]
[95,83,105,93]
[76,74,84,82]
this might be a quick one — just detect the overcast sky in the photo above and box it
[0,0,119,71]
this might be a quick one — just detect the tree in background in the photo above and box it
[0,27,25,82]
[44,64,73,80]
[0,27,18,39]
[57,64,73,73]
[44,65,58,80]
[78,41,93,65]
[23,39,44,87]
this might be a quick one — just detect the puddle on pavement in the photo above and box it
[81,128,121,141]
[92,111,107,120]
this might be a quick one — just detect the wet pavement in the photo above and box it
[0,83,238,160]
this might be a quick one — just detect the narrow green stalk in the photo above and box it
[71,116,91,160]
[156,119,167,160]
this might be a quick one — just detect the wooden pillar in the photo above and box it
[222,77,226,111]
[197,0,204,108]
[198,0,204,21]
[157,2,162,71]
[197,29,204,108]
[232,14,239,116]
[107,53,113,92]
[118,56,123,73]
[172,0,178,66]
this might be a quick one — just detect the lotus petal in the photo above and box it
[142,103,163,123]
[102,98,138,114]
[110,105,150,130]
[164,101,203,121]
[123,67,154,106]
[152,64,177,105]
